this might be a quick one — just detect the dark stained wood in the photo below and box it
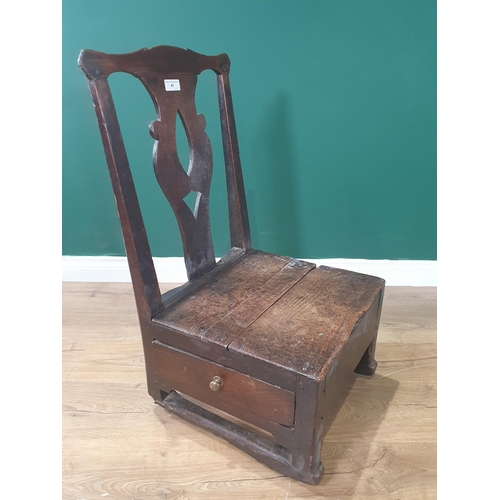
[160,247,245,308]
[217,72,252,251]
[78,45,386,485]
[291,376,326,484]
[79,45,250,281]
[78,45,229,80]
[146,72,216,279]
[84,77,163,321]
[323,293,384,417]
[148,319,298,392]
[204,258,315,347]
[355,287,385,376]
[229,266,384,379]
[153,251,293,338]
[354,338,378,376]
[152,341,295,426]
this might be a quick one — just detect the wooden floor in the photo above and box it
[62,283,436,499]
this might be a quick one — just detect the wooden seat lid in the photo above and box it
[153,250,384,379]
[230,264,384,379]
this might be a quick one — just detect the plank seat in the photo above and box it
[154,249,384,380]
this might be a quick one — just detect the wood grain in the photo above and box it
[153,341,295,426]
[229,266,384,378]
[203,258,315,347]
[63,283,436,499]
[78,46,391,483]
[153,251,293,337]
[79,45,251,296]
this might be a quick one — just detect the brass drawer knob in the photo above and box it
[209,376,223,392]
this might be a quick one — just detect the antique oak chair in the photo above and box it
[78,46,385,485]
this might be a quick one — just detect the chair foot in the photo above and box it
[354,336,378,376]
[293,461,324,485]
[354,358,378,376]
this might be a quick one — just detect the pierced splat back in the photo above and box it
[78,46,251,319]
[78,46,388,487]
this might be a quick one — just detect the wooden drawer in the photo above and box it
[152,341,295,426]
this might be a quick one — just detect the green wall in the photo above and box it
[63,0,436,260]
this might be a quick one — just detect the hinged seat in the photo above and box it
[78,45,385,485]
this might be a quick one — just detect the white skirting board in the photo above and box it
[62,256,436,286]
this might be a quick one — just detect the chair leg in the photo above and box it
[355,288,384,376]
[290,423,324,484]
[354,335,378,376]
[290,377,325,484]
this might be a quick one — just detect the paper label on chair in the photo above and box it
[164,79,181,91]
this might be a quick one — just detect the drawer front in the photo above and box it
[152,341,295,426]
